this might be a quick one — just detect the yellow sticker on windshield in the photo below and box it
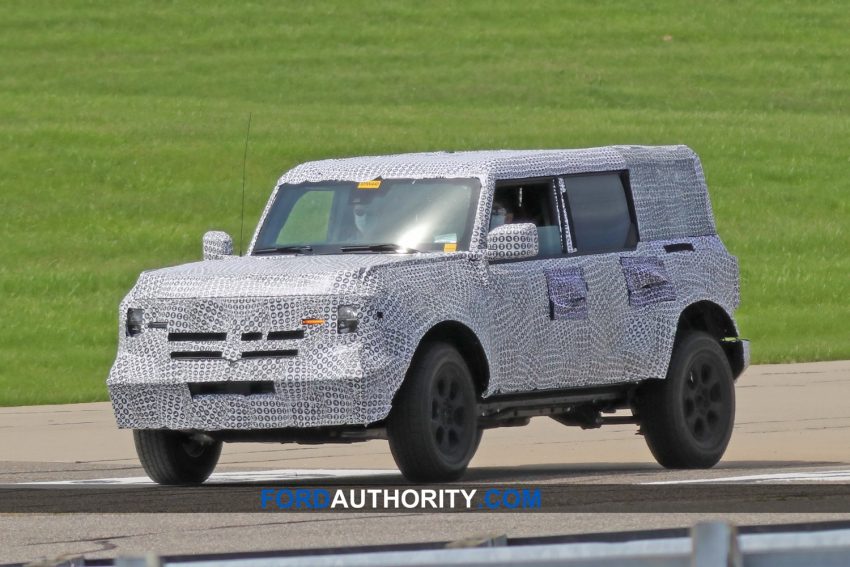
[357,180,382,190]
[443,243,457,253]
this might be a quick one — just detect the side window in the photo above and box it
[491,178,563,257]
[562,172,638,254]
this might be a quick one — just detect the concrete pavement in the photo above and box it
[2,360,850,475]
[2,360,850,563]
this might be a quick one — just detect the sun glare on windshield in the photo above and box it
[253,178,481,254]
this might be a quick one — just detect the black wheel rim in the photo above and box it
[430,364,470,461]
[682,356,727,446]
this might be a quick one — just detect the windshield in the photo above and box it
[253,178,481,254]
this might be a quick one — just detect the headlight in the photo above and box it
[337,305,359,334]
[126,308,144,337]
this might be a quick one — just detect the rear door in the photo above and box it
[554,171,640,385]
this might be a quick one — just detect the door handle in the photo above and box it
[664,242,694,253]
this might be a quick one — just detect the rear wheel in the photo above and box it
[387,342,479,482]
[133,429,221,485]
[638,332,735,468]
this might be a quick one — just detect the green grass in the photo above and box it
[1,1,848,405]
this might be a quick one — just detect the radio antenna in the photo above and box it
[238,112,252,256]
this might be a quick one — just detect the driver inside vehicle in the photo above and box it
[352,203,370,238]
[341,198,380,242]
[489,200,514,229]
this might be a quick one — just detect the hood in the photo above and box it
[131,254,443,299]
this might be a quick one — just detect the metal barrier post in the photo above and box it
[691,521,742,567]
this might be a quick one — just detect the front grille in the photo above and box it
[267,330,305,340]
[168,332,226,342]
[241,349,298,359]
[167,328,304,361]
[171,351,223,360]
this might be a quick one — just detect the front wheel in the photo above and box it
[387,342,479,482]
[637,332,736,469]
[133,429,222,485]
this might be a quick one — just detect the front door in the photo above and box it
[485,176,578,394]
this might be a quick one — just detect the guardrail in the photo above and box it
[22,521,850,567]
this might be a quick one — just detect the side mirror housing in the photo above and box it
[202,231,234,261]
[485,223,539,261]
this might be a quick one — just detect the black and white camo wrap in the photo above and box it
[108,145,746,431]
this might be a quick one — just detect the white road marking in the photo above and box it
[644,469,850,485]
[19,468,398,485]
[21,467,850,487]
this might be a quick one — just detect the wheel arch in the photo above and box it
[675,300,746,378]
[413,320,490,396]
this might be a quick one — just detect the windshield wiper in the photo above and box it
[253,245,313,255]
[340,243,421,254]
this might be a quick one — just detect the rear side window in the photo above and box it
[562,172,638,254]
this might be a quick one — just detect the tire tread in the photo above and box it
[387,342,477,482]
[638,331,735,469]
[133,429,221,485]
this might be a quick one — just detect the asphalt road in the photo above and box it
[2,360,850,564]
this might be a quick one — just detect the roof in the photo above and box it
[277,145,698,185]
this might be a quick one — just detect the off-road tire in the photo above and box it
[133,429,222,485]
[638,331,736,469]
[387,342,479,482]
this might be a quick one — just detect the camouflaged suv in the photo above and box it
[108,146,749,484]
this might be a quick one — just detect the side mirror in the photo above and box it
[202,231,234,261]
[485,223,539,261]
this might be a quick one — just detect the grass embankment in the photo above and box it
[0,1,847,405]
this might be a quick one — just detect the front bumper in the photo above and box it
[108,293,399,430]
[108,349,397,430]
[109,374,377,430]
